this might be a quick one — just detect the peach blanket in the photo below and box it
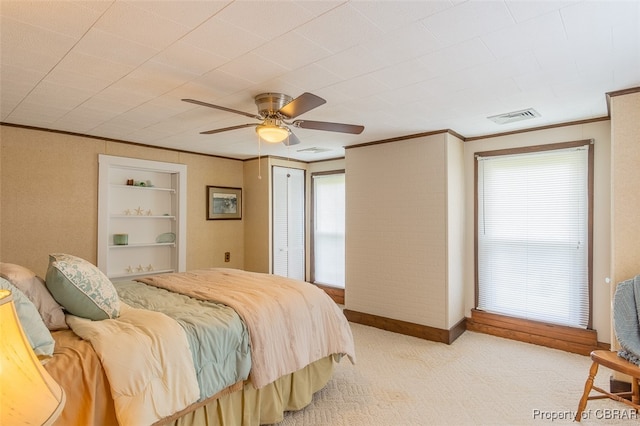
[138,268,356,388]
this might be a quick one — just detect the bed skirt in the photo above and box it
[167,355,334,426]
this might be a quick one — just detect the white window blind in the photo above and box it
[477,146,590,328]
[313,173,345,288]
[272,166,305,280]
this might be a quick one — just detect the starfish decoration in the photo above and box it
[125,266,134,274]
[146,264,154,271]
[124,209,132,215]
[136,264,145,272]
[146,209,153,216]
[134,206,144,215]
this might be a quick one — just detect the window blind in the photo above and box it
[313,173,345,287]
[476,146,589,328]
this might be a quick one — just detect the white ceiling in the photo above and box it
[1,0,638,161]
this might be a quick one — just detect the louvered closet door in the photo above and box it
[272,166,305,280]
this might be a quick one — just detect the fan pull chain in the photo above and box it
[286,134,291,162]
[257,135,262,179]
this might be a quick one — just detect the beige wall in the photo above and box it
[1,127,104,276]
[345,134,451,329]
[610,91,640,286]
[243,157,270,273]
[609,90,640,369]
[0,125,244,277]
[462,121,613,342]
[446,134,465,328]
[180,151,244,270]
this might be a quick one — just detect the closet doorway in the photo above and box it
[272,166,305,280]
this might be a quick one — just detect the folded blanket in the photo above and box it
[613,274,640,365]
[66,303,200,425]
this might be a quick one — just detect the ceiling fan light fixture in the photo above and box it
[256,123,289,143]
[185,92,364,147]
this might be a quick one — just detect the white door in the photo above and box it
[272,166,305,280]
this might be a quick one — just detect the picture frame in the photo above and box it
[207,186,242,220]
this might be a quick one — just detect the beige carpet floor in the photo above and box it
[277,323,639,425]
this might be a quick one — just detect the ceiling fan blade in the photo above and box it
[278,92,326,119]
[293,120,364,134]
[183,98,261,120]
[200,123,256,135]
[283,132,301,146]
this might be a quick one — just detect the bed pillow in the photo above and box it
[45,253,120,320]
[0,262,68,330]
[1,277,55,357]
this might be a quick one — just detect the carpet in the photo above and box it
[277,323,638,425]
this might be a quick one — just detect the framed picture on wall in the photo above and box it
[207,186,242,220]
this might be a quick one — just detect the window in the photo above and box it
[475,141,593,329]
[311,171,345,288]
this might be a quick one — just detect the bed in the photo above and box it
[0,256,356,426]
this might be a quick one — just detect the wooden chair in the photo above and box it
[575,349,640,421]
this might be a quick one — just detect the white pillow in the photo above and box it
[0,262,67,330]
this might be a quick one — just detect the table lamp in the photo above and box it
[0,289,66,425]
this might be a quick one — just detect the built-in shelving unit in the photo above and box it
[98,155,187,280]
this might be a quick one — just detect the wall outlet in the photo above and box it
[224,252,230,262]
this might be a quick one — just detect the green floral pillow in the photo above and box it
[45,254,120,320]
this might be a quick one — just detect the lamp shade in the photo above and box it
[0,289,66,426]
[256,123,289,143]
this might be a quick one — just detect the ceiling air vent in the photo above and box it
[297,147,331,154]
[488,108,540,125]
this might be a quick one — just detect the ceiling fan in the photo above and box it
[182,92,364,146]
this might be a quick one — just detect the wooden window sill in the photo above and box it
[467,309,607,355]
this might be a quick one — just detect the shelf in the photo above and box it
[111,184,175,193]
[109,242,175,249]
[109,269,175,280]
[110,214,175,219]
[98,155,186,279]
